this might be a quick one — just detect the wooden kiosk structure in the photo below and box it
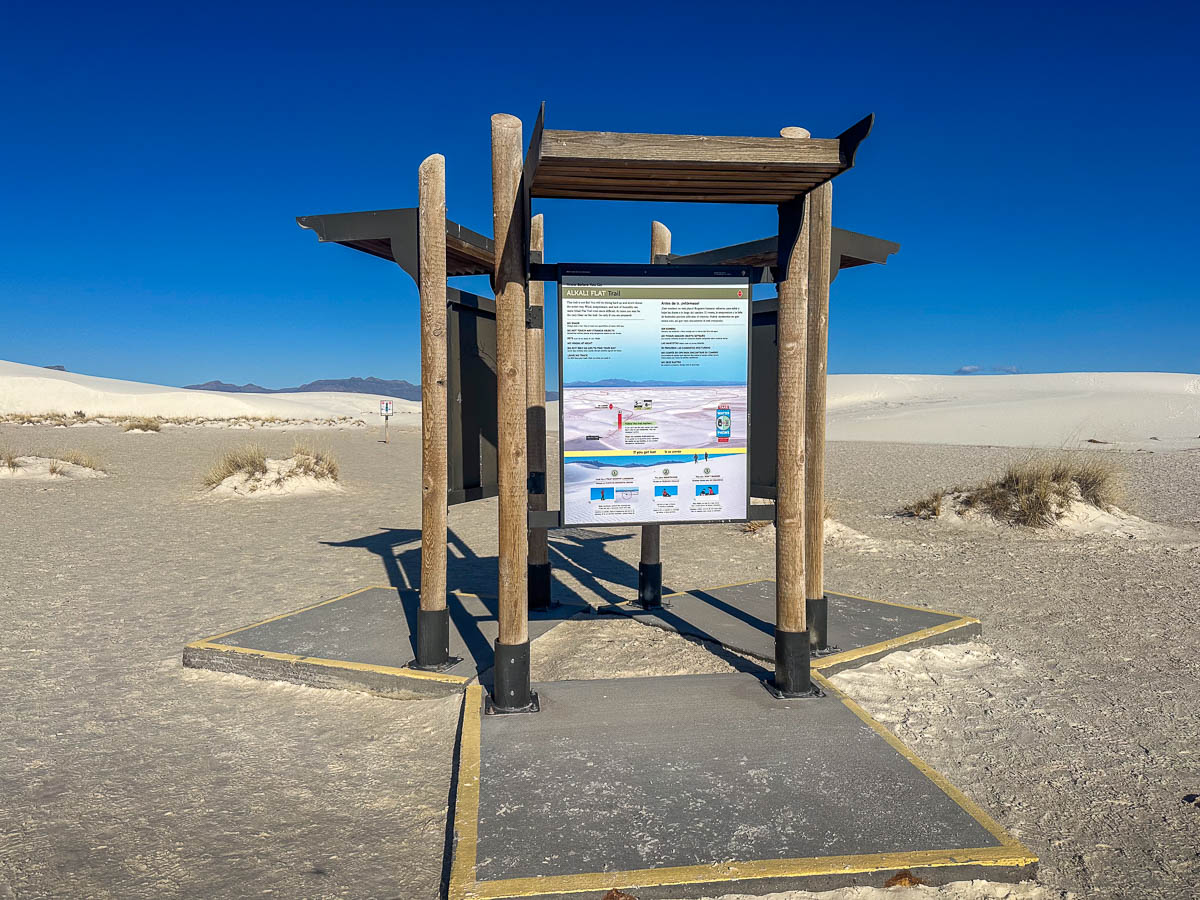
[493,104,875,708]
[301,104,882,710]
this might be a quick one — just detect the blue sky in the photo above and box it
[2,1,1197,388]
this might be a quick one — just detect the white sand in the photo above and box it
[0,456,106,481]
[747,517,881,552]
[5,361,1199,448]
[913,491,1193,541]
[0,359,417,424]
[206,455,344,499]
[825,372,1200,450]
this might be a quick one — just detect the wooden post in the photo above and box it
[527,213,551,610]
[490,113,533,711]
[773,193,812,696]
[415,153,451,669]
[803,181,833,650]
[638,221,671,608]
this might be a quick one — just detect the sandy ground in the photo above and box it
[2,423,1198,898]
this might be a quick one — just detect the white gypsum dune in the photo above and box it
[824,372,1200,448]
[4,360,1198,447]
[0,359,418,422]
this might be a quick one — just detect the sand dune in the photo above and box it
[3,361,1197,449]
[0,360,417,423]
[825,372,1200,449]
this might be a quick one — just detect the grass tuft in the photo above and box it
[44,449,105,471]
[287,442,340,481]
[122,416,162,432]
[204,444,268,487]
[2,447,22,471]
[903,491,945,520]
[902,453,1121,527]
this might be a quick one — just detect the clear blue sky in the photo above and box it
[3,1,1197,387]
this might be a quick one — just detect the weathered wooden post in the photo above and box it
[803,181,833,651]
[773,190,812,696]
[527,213,551,610]
[638,220,671,609]
[415,153,451,669]
[490,113,533,711]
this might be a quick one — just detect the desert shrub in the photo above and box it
[47,459,65,476]
[287,443,339,481]
[2,447,21,471]
[44,449,105,471]
[902,453,1120,527]
[204,444,268,487]
[122,416,162,432]
[902,491,945,519]
[73,410,87,419]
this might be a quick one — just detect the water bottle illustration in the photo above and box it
[716,405,732,443]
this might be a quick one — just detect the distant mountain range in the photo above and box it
[185,376,423,401]
[185,377,559,401]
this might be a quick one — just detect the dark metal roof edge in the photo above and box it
[296,208,495,282]
[837,113,874,168]
[669,227,899,269]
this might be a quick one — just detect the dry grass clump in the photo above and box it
[903,491,945,519]
[122,416,162,432]
[47,459,66,476]
[204,443,268,487]
[903,453,1121,527]
[740,499,835,533]
[44,449,105,471]
[285,443,339,481]
[2,447,22,470]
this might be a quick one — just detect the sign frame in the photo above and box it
[556,263,754,528]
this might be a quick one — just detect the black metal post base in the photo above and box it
[408,607,462,672]
[806,595,829,651]
[638,562,663,609]
[769,629,821,699]
[528,562,553,611]
[489,640,537,714]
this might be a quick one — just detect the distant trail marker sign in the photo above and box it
[557,264,752,527]
[380,399,393,443]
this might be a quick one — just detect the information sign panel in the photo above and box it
[558,265,751,526]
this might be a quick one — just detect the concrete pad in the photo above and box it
[183,586,587,698]
[449,673,1035,900]
[607,580,981,674]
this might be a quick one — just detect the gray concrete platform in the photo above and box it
[606,580,981,675]
[183,586,587,698]
[449,673,1035,900]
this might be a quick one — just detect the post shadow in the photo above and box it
[320,526,601,677]
[546,528,641,608]
[319,527,501,674]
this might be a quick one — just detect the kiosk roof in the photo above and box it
[526,104,874,204]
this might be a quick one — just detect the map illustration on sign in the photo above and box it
[558,269,751,526]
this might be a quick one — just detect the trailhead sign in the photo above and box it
[558,266,752,526]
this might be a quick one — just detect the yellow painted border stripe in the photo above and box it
[187,640,470,685]
[813,617,980,671]
[464,844,1035,898]
[195,585,385,644]
[813,669,1031,854]
[659,582,968,623]
[184,584,482,686]
[648,582,981,673]
[449,673,1035,899]
[448,686,485,900]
